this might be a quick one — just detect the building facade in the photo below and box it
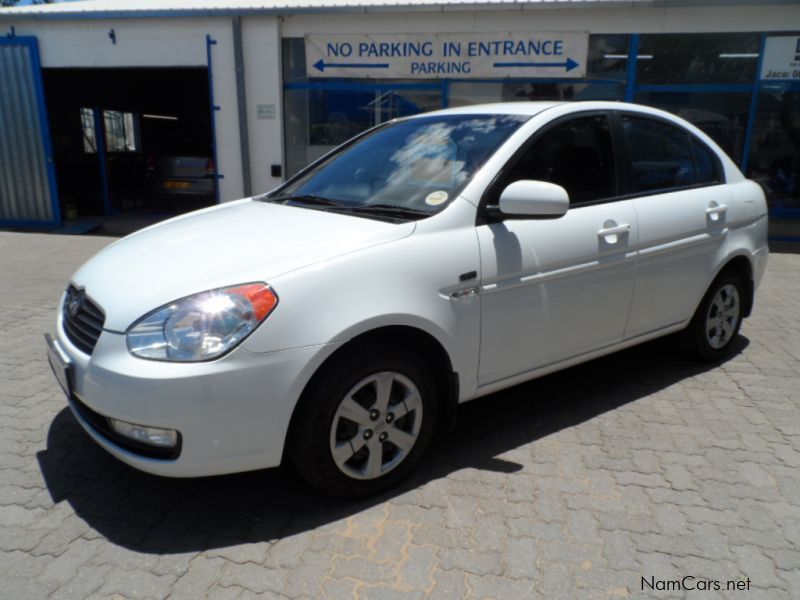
[1,0,799,238]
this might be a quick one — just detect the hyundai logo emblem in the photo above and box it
[67,289,85,318]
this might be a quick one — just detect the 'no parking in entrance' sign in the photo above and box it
[305,32,589,79]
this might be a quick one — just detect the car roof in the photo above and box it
[416,100,679,119]
[422,101,562,117]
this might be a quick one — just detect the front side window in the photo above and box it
[622,115,721,193]
[271,114,528,217]
[502,114,616,205]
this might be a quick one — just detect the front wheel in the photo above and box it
[288,346,438,497]
[682,272,745,361]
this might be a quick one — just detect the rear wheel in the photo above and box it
[289,345,437,497]
[682,271,744,361]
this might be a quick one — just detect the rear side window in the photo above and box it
[621,115,722,193]
[503,114,616,205]
[691,136,722,185]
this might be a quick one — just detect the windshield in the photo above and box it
[269,114,529,217]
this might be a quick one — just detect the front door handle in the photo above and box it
[597,224,631,237]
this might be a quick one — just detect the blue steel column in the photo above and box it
[624,34,640,103]
[741,33,767,174]
[92,106,112,215]
[206,35,222,204]
[27,37,61,226]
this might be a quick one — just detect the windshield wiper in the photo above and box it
[346,204,429,219]
[267,194,342,207]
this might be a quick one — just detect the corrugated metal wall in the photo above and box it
[0,38,57,226]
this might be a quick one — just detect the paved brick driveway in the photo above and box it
[1,231,798,599]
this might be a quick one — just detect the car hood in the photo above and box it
[71,199,415,331]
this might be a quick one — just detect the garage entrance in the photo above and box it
[43,68,216,220]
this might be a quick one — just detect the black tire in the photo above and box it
[288,343,438,497]
[682,271,745,362]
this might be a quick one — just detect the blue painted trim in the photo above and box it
[0,217,61,229]
[441,80,449,108]
[760,79,800,85]
[92,106,113,216]
[769,235,800,242]
[0,36,61,227]
[0,35,38,46]
[444,77,624,85]
[624,34,639,102]
[286,78,623,91]
[206,35,221,205]
[741,33,767,173]
[286,81,441,91]
[634,83,752,94]
[770,207,800,219]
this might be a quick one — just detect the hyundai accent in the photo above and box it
[46,101,769,496]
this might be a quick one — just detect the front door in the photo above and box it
[477,113,638,386]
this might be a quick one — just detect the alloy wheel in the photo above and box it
[705,283,740,349]
[329,371,423,480]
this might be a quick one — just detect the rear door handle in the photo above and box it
[705,204,728,216]
[597,223,631,237]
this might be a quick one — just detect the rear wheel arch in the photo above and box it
[715,254,754,318]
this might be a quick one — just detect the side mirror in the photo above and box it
[496,180,569,218]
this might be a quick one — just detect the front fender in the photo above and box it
[242,225,482,400]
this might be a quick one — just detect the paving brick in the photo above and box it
[1,232,800,599]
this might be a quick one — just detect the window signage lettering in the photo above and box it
[760,35,800,81]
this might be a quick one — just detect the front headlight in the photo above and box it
[126,283,278,361]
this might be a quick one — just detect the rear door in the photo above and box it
[0,37,60,227]
[617,113,730,338]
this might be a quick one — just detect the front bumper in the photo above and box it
[50,311,337,477]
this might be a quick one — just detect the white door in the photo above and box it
[476,113,638,386]
[618,114,731,338]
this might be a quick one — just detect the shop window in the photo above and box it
[448,81,624,108]
[282,38,307,83]
[79,108,140,154]
[621,115,697,193]
[587,34,629,81]
[746,82,800,238]
[80,107,97,153]
[636,33,760,85]
[284,87,442,177]
[634,91,750,165]
[504,115,616,205]
[104,111,139,153]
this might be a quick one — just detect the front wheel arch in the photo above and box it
[283,326,459,462]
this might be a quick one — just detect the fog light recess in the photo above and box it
[108,418,178,448]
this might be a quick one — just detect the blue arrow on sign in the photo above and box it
[313,59,390,73]
[493,57,580,72]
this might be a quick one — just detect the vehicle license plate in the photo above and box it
[45,333,73,398]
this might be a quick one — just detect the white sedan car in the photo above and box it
[46,101,768,496]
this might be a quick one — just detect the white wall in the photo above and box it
[10,17,246,202]
[242,16,284,195]
[281,4,800,36]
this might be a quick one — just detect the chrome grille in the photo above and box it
[62,285,105,355]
